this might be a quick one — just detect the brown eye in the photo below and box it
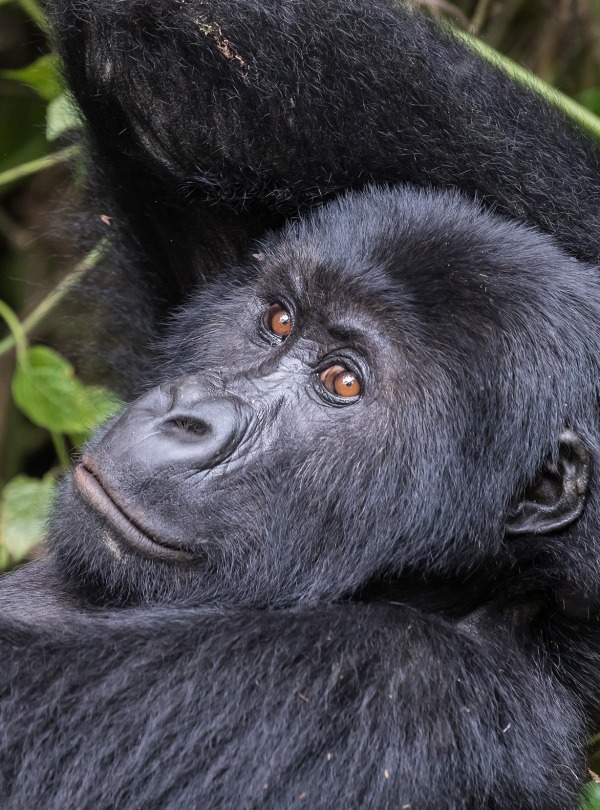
[264,304,292,338]
[320,364,362,399]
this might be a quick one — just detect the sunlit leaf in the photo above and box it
[1,54,62,101]
[46,92,81,141]
[0,474,55,560]
[12,345,122,438]
[581,781,600,810]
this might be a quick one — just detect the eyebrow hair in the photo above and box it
[327,324,369,346]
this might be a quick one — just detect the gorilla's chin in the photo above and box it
[43,476,204,607]
[45,473,299,609]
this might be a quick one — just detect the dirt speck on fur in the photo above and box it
[196,21,249,74]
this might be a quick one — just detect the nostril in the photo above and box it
[146,395,248,469]
[163,417,211,438]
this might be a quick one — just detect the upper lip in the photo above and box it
[73,458,195,562]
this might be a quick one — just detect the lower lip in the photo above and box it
[73,465,194,562]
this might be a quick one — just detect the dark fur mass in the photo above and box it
[3,187,600,809]
[2,1,600,808]
[48,0,600,387]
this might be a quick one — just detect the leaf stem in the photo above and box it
[50,431,71,468]
[0,238,110,359]
[0,145,79,190]
[0,300,28,363]
[452,28,600,141]
[470,0,492,34]
[16,0,48,33]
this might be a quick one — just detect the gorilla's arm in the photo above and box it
[48,0,600,278]
[0,593,585,810]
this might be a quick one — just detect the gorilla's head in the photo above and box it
[47,187,600,608]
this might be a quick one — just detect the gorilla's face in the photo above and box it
[47,187,595,607]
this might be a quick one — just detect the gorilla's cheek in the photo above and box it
[69,462,247,562]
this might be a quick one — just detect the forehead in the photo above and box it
[245,186,597,391]
[256,187,551,332]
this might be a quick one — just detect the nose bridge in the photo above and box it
[167,372,225,409]
[164,375,252,459]
[169,372,279,418]
[235,368,281,400]
[228,350,305,399]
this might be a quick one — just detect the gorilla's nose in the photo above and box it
[98,377,251,472]
[158,397,246,467]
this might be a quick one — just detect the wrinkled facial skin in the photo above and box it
[50,280,406,607]
[46,187,600,608]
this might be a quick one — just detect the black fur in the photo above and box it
[48,0,600,386]
[2,186,600,809]
[0,576,587,810]
[2,1,600,808]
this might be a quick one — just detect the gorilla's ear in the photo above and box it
[505,430,589,536]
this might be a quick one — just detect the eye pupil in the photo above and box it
[336,373,357,394]
[320,364,362,399]
[265,304,292,338]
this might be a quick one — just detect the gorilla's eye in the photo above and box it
[264,304,292,338]
[320,365,362,399]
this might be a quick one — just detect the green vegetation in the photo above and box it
[0,0,118,566]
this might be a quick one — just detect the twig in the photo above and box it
[51,431,71,468]
[453,28,600,142]
[0,301,27,363]
[0,239,110,358]
[471,0,492,35]
[0,146,80,190]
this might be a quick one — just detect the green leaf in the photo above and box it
[1,54,62,101]
[16,0,48,31]
[579,88,600,117]
[0,474,55,560]
[0,94,48,180]
[46,93,81,141]
[581,781,600,810]
[12,346,123,438]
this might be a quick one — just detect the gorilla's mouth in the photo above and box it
[73,463,195,562]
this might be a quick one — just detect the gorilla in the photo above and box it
[2,0,600,808]
[4,184,600,810]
